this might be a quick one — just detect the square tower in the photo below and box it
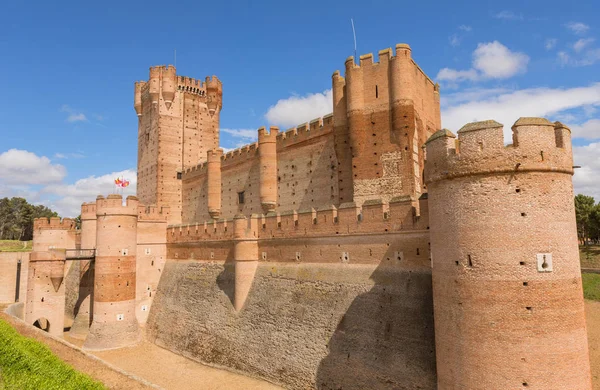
[134,66,222,224]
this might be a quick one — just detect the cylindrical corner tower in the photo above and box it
[233,215,258,311]
[258,126,278,213]
[83,195,140,350]
[70,202,97,339]
[207,148,223,219]
[425,118,591,389]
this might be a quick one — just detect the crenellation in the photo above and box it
[359,53,374,66]
[425,118,574,185]
[34,217,76,230]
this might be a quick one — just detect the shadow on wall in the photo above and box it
[71,261,94,328]
[216,254,235,307]
[315,250,437,389]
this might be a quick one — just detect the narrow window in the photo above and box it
[375,85,379,98]
[177,172,182,180]
[238,191,245,204]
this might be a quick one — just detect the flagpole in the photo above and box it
[351,18,357,62]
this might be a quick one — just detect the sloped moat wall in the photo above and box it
[146,260,436,389]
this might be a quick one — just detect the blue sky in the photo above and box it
[0,0,599,216]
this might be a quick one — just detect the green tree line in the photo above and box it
[0,197,59,241]
[575,194,600,245]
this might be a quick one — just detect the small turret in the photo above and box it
[258,126,279,213]
[205,76,223,116]
[149,66,161,105]
[162,65,176,109]
[207,148,223,219]
[134,81,144,117]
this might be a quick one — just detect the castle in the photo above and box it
[0,43,592,389]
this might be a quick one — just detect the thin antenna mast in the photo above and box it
[351,18,357,62]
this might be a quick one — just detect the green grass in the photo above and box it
[582,273,600,301]
[0,240,32,253]
[0,319,105,390]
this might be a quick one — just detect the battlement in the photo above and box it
[344,43,411,68]
[96,194,139,216]
[424,117,574,184]
[168,196,428,243]
[205,75,222,90]
[34,217,76,230]
[178,76,206,96]
[137,204,170,221]
[258,126,279,142]
[81,202,97,220]
[340,43,435,89]
[221,142,259,168]
[275,114,334,148]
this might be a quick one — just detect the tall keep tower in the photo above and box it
[332,44,440,205]
[425,119,591,389]
[135,66,222,224]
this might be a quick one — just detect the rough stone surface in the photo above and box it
[146,260,436,389]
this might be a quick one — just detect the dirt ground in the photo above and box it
[88,340,282,390]
[5,302,600,389]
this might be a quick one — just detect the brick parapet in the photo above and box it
[167,197,428,243]
[180,116,335,182]
[96,194,139,217]
[424,118,574,184]
[81,202,97,221]
[33,217,76,230]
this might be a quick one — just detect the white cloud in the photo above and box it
[42,169,137,217]
[573,38,595,53]
[566,22,590,35]
[570,119,600,140]
[441,83,600,141]
[449,34,460,47]
[437,41,529,83]
[545,38,557,50]
[458,25,472,32]
[573,142,600,200]
[472,41,529,78]
[61,105,88,123]
[558,51,571,66]
[220,128,258,141]
[53,152,85,160]
[0,149,66,185]
[494,11,523,21]
[437,68,480,82]
[67,113,87,123]
[559,47,600,67]
[265,89,333,128]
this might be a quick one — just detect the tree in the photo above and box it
[575,194,596,245]
[0,197,59,241]
[589,205,600,244]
